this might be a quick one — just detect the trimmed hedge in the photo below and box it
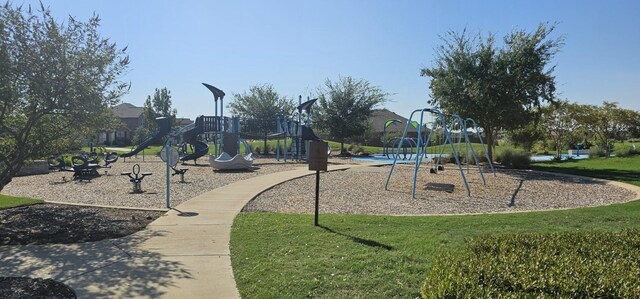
[422,230,640,298]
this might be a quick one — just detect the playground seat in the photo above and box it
[171,167,188,183]
[121,166,152,193]
[172,168,188,175]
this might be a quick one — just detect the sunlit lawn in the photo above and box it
[229,154,640,298]
[531,155,640,187]
[231,200,640,298]
[0,194,44,210]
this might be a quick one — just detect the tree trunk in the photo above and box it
[485,128,495,161]
[0,168,14,192]
[0,155,22,193]
[263,136,268,155]
[340,140,345,156]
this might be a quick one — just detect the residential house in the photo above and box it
[96,103,195,146]
[97,103,144,145]
[366,109,420,146]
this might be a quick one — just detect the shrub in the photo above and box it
[422,230,640,298]
[475,150,488,163]
[447,151,481,165]
[589,145,607,158]
[348,144,366,155]
[495,148,530,169]
[613,146,634,157]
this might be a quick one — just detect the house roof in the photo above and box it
[176,118,194,126]
[112,103,144,119]
[368,109,417,133]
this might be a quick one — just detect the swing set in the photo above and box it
[385,108,496,198]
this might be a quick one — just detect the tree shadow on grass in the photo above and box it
[530,165,640,186]
[318,225,393,251]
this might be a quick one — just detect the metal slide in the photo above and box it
[120,117,171,158]
[179,116,209,162]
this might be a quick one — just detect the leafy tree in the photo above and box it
[132,126,151,146]
[0,4,129,191]
[421,23,563,160]
[540,101,581,158]
[228,84,295,154]
[507,122,543,153]
[315,77,388,155]
[576,102,639,155]
[142,87,177,132]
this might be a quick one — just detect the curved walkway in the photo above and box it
[2,164,639,298]
[0,164,363,298]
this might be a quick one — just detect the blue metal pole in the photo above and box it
[298,96,302,161]
[410,109,427,198]
[467,118,496,176]
[165,139,171,208]
[276,114,281,161]
[454,115,486,186]
[214,99,218,157]
[386,109,421,191]
[284,117,288,162]
[235,116,240,153]
[440,113,471,197]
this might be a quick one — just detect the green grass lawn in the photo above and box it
[0,194,44,210]
[230,155,640,298]
[231,201,640,298]
[531,155,640,187]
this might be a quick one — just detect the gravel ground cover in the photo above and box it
[2,156,308,209]
[0,155,305,299]
[1,157,637,298]
[3,157,637,214]
[245,163,639,215]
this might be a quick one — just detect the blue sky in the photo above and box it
[18,0,640,120]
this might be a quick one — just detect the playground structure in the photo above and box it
[464,118,496,175]
[210,151,254,170]
[121,164,152,193]
[120,117,171,158]
[116,84,253,171]
[275,97,324,162]
[385,108,495,198]
[178,115,209,164]
[383,119,439,161]
[200,83,254,170]
[382,119,402,157]
[48,150,119,180]
[159,145,189,182]
[117,84,326,171]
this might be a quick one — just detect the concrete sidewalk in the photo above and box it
[0,164,364,298]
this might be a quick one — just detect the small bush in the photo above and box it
[475,150,488,163]
[422,230,640,298]
[613,146,634,157]
[589,145,607,158]
[448,150,485,165]
[495,148,530,169]
[348,144,366,155]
